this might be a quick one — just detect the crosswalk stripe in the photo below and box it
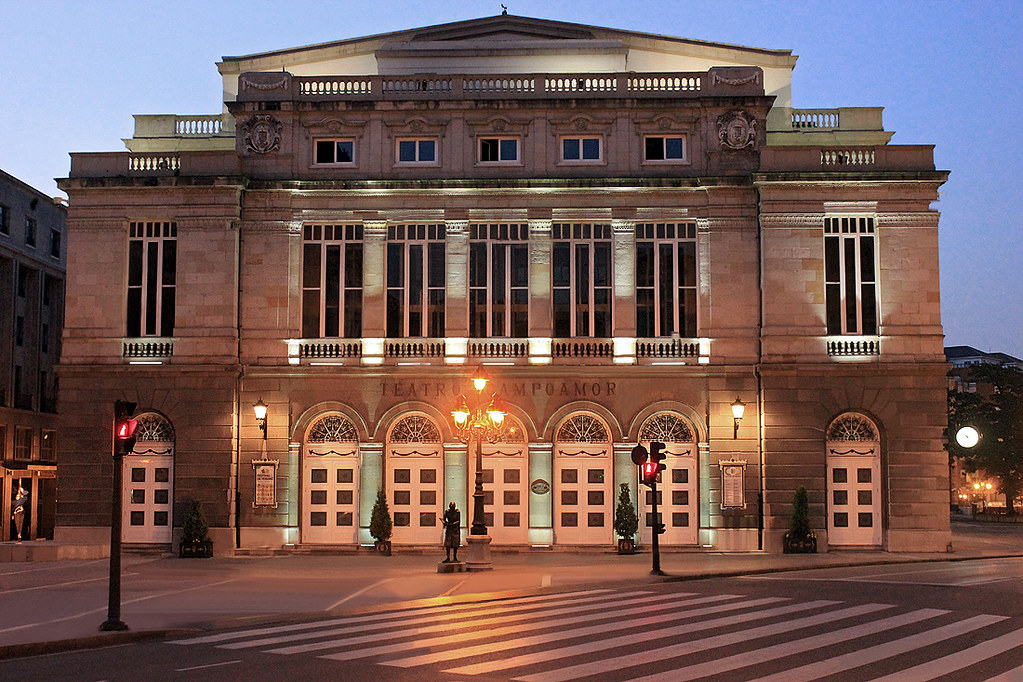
[318,595,785,662]
[506,602,884,682]
[984,661,1023,682]
[749,614,1009,682]
[867,625,1023,682]
[269,591,697,656]
[170,588,613,645]
[623,608,950,682]
[390,594,799,669]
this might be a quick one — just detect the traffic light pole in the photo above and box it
[100,447,127,631]
[650,478,664,576]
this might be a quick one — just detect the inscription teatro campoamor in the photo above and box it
[383,381,617,399]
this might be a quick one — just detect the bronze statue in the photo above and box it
[442,502,461,562]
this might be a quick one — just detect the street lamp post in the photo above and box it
[451,369,507,570]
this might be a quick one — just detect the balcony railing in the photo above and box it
[552,339,614,361]
[385,339,446,359]
[827,336,880,358]
[123,339,174,360]
[468,340,529,361]
[300,340,362,360]
[636,338,701,361]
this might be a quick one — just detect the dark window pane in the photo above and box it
[833,512,849,528]
[583,138,600,159]
[336,512,353,526]
[420,468,437,484]
[337,469,353,484]
[858,490,873,505]
[483,490,494,505]
[672,468,689,485]
[563,138,580,160]
[561,512,578,527]
[857,468,872,483]
[311,469,327,484]
[833,468,848,483]
[393,512,410,527]
[394,469,411,484]
[561,469,578,484]
[155,468,169,482]
[419,140,435,162]
[587,491,604,506]
[672,490,689,506]
[420,512,436,527]
[398,140,416,162]
[503,469,520,484]
[504,512,520,527]
[310,512,327,527]
[154,489,169,505]
[587,469,604,484]
[311,490,327,505]
[316,140,333,164]
[500,138,517,160]
[131,468,146,483]
[420,490,437,506]
[153,511,168,527]
[587,513,605,527]
[672,512,689,527]
[666,137,684,159]
[645,137,663,160]
[858,512,873,528]
[337,490,353,505]
[394,490,411,505]
[483,512,494,526]
[833,490,848,506]
[561,490,578,505]
[336,141,353,163]
[131,489,145,504]
[504,490,520,505]
[130,511,145,526]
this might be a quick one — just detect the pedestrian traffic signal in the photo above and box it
[641,460,659,487]
[114,400,138,456]
[649,440,666,479]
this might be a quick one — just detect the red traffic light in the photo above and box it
[641,461,658,486]
[116,419,138,439]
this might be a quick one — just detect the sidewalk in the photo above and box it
[1,519,1020,658]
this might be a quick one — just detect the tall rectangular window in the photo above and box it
[14,426,32,460]
[552,223,612,338]
[25,217,36,247]
[0,204,9,235]
[50,229,61,258]
[469,223,528,337]
[825,216,877,335]
[127,221,176,337]
[386,224,445,338]
[301,224,364,338]
[635,222,698,337]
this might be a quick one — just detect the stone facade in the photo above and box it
[56,15,949,554]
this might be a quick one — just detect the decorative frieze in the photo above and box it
[759,214,827,227]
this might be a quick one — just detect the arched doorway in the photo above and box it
[553,413,613,546]
[826,413,882,546]
[479,416,528,545]
[638,411,699,546]
[302,413,360,544]
[122,413,174,544]
[386,414,443,545]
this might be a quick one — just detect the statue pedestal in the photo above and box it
[437,561,466,573]
[464,534,493,571]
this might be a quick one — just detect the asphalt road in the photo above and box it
[5,557,1023,681]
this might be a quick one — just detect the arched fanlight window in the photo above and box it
[639,412,695,443]
[827,413,879,441]
[307,414,359,443]
[556,414,610,443]
[389,414,442,444]
[134,413,174,441]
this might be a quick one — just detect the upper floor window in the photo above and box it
[561,136,602,162]
[825,217,877,335]
[25,217,36,247]
[386,224,445,338]
[552,223,612,338]
[314,138,355,165]
[643,135,687,163]
[636,222,697,338]
[301,224,363,339]
[469,223,528,338]
[127,221,176,338]
[50,228,61,258]
[0,204,9,235]
[396,138,437,164]
[479,137,519,164]
[40,429,56,461]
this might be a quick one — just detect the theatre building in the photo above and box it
[56,15,950,554]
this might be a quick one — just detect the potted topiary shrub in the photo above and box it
[783,486,817,553]
[180,500,213,558]
[613,482,639,554]
[369,488,392,555]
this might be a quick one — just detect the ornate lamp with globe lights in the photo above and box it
[450,367,507,570]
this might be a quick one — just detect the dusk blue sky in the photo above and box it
[2,1,1020,358]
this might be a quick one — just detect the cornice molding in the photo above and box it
[759,213,826,227]
[876,212,940,228]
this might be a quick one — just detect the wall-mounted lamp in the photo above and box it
[731,397,746,439]
[253,398,268,440]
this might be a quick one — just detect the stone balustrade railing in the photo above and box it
[791,109,840,129]
[826,337,880,358]
[123,339,174,359]
[239,67,763,103]
[760,145,936,172]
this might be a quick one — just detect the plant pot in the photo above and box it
[179,540,213,558]
[617,538,636,555]
[782,532,817,554]
[374,540,392,556]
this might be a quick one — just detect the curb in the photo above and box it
[0,629,199,661]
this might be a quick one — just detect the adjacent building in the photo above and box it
[1,169,66,541]
[56,15,950,554]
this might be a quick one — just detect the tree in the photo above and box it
[369,488,392,542]
[788,486,813,539]
[613,482,639,541]
[947,364,1023,513]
